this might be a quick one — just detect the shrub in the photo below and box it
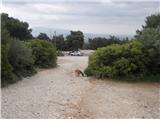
[135,13,160,75]
[57,50,64,56]
[85,41,147,78]
[8,39,36,78]
[27,39,57,68]
[137,27,160,74]
[1,44,16,87]
[84,66,93,76]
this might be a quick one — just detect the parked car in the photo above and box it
[70,51,83,56]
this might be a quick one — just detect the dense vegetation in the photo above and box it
[52,31,84,51]
[1,13,57,87]
[1,13,33,40]
[85,13,160,81]
[1,44,16,85]
[51,33,128,51]
[52,35,65,50]
[136,14,160,74]
[8,40,36,78]
[85,41,147,78]
[1,13,159,86]
[85,36,129,50]
[26,39,57,68]
[36,31,85,51]
[37,33,50,41]
[36,31,126,51]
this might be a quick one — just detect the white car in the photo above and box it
[70,51,83,56]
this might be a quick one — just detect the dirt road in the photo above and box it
[1,56,160,118]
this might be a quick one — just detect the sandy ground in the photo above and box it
[1,56,160,118]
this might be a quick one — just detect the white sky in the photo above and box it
[2,0,160,35]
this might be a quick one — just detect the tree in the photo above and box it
[1,13,35,87]
[52,35,65,50]
[1,13,33,40]
[137,27,160,74]
[66,31,84,50]
[135,13,160,37]
[88,36,125,50]
[144,14,160,29]
[37,33,50,41]
[1,20,11,44]
[136,13,160,74]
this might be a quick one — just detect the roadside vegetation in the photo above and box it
[26,39,57,68]
[1,13,57,87]
[83,36,129,50]
[85,13,160,82]
[1,13,159,87]
[85,41,146,78]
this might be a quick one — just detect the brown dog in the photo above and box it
[75,69,84,77]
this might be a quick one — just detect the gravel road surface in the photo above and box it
[1,56,160,118]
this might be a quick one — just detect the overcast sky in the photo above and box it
[2,0,160,36]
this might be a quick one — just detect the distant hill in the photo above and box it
[32,27,134,42]
[32,27,70,38]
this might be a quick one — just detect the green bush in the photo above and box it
[137,27,160,74]
[84,66,93,76]
[1,44,16,87]
[135,13,160,75]
[8,39,36,78]
[85,41,147,78]
[57,50,64,56]
[27,39,57,68]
